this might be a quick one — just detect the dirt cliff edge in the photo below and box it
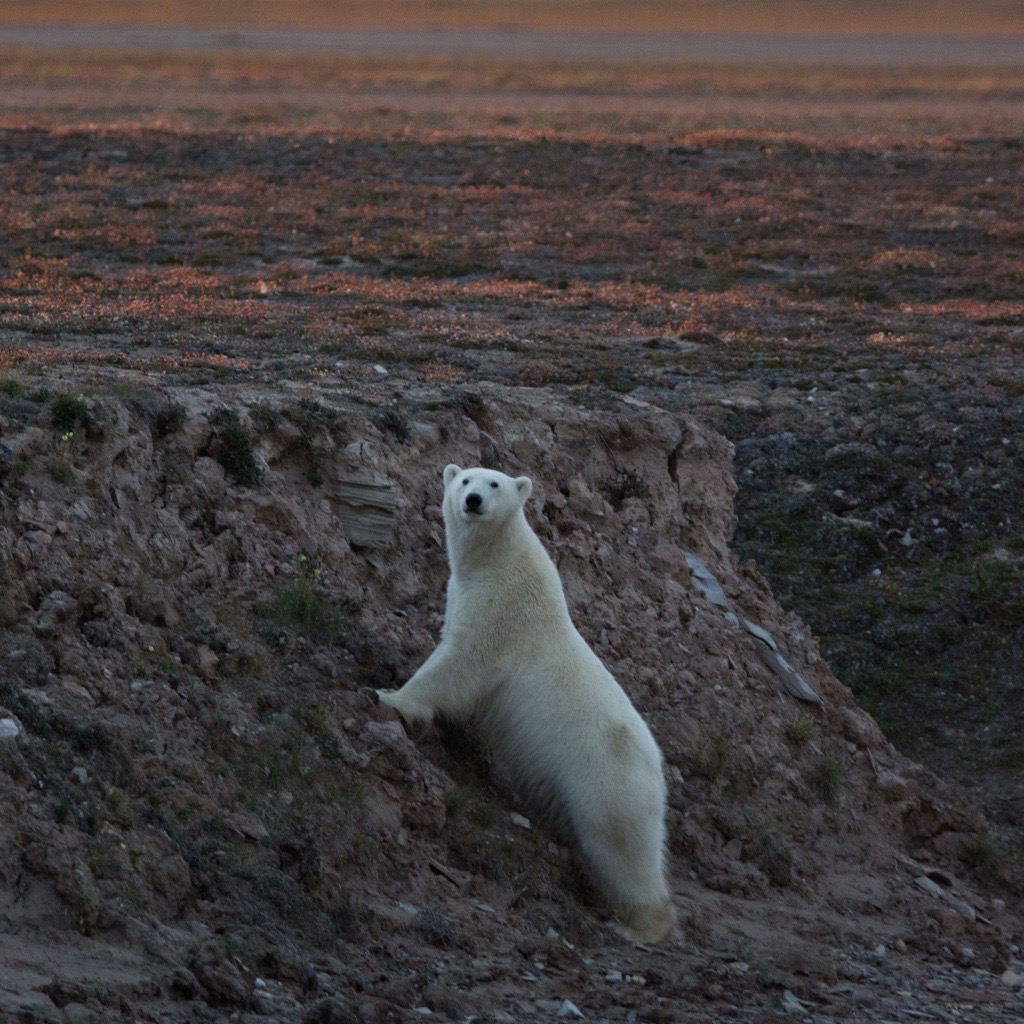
[0,376,1019,1022]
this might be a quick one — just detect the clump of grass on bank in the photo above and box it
[51,392,88,432]
[255,578,340,639]
[210,409,260,485]
[810,752,845,807]
[785,713,816,745]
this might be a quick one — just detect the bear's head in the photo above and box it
[443,464,532,528]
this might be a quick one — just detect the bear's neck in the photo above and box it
[447,509,543,581]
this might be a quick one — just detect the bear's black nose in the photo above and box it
[465,492,483,513]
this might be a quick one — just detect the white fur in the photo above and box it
[378,464,674,943]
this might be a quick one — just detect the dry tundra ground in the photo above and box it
[3,0,1024,34]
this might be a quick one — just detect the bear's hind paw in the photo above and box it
[616,901,675,946]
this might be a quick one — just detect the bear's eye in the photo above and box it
[462,478,469,486]
[490,481,499,489]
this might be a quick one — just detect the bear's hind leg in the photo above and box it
[576,805,674,945]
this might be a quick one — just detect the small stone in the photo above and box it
[0,717,20,739]
[373,364,388,375]
[510,812,532,829]
[781,990,806,1014]
[71,766,89,784]
[849,987,877,1006]
[605,971,623,984]
[186,644,220,681]
[893,938,907,954]
[398,901,419,916]
[557,1000,584,1018]
[999,970,1023,988]
[252,990,275,1015]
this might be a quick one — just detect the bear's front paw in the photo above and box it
[377,690,434,729]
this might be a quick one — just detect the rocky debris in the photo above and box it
[687,552,821,703]
[685,552,729,608]
[0,374,1020,1022]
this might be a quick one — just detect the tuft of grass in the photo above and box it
[810,752,845,807]
[0,378,23,397]
[210,409,260,486]
[785,713,817,744]
[445,789,471,822]
[152,402,187,437]
[373,407,410,443]
[255,579,339,639]
[51,392,88,432]
[47,462,73,485]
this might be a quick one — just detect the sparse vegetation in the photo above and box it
[209,409,260,486]
[50,392,88,432]
[373,407,411,443]
[255,578,340,639]
[600,469,649,510]
[784,713,816,745]
[810,752,846,808]
[47,461,73,484]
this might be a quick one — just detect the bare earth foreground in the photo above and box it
[0,30,1023,1024]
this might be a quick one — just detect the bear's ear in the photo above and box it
[444,464,461,486]
[514,476,533,502]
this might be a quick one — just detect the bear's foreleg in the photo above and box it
[376,642,474,728]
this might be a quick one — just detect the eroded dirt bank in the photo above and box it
[1,376,1021,1022]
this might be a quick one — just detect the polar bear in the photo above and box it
[377,464,674,944]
